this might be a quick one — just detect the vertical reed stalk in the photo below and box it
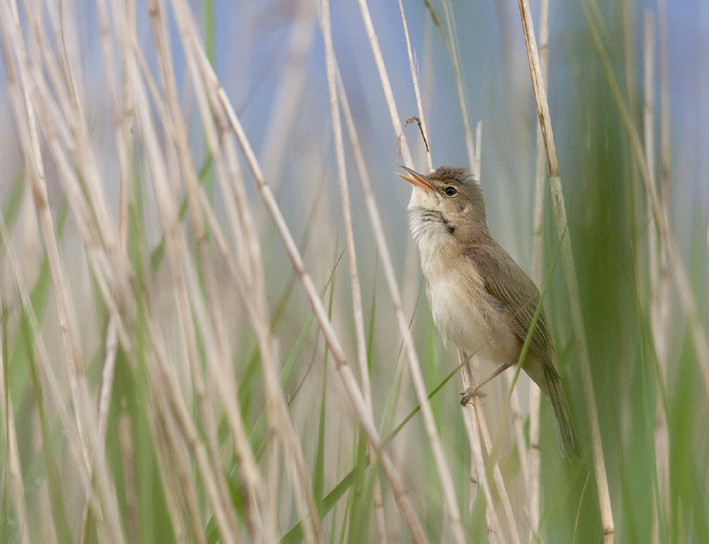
[516,0,616,541]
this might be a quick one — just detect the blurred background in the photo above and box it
[1,0,708,542]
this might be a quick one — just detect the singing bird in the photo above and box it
[398,165,579,457]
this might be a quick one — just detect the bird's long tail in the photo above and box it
[544,365,580,458]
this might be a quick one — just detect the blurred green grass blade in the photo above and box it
[125,171,177,540]
[281,463,360,544]
[345,432,372,544]
[669,338,708,542]
[313,238,340,509]
[23,317,72,543]
[7,197,68,419]
[313,329,330,508]
[247,247,345,459]
[385,362,461,448]
[1,306,12,544]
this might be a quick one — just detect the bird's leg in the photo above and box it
[460,363,513,406]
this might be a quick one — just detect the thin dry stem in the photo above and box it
[225,60,429,544]
[1,2,127,540]
[336,69,407,543]
[0,213,99,533]
[398,0,433,172]
[326,3,465,539]
[356,0,413,166]
[470,374,521,544]
[78,314,120,540]
[503,370,530,487]
[146,307,241,544]
[145,4,261,538]
[516,0,615,540]
[643,12,670,544]
[172,4,332,542]
[171,2,428,539]
[116,6,244,538]
[320,3,390,540]
[529,0,550,537]
[477,396,523,544]
[319,0,371,421]
[459,351,503,541]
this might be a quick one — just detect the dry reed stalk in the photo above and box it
[143,304,241,544]
[78,314,120,540]
[355,0,413,167]
[145,5,263,539]
[503,369,530,486]
[402,5,524,539]
[459,352,503,542]
[516,0,616,541]
[169,2,431,540]
[318,0,371,433]
[110,4,252,538]
[319,2,390,540]
[154,399,211,544]
[170,4,330,542]
[94,0,132,251]
[205,39,430,544]
[583,0,709,393]
[335,69,410,541]
[327,25,387,544]
[19,0,134,366]
[323,3,466,542]
[0,212,94,508]
[643,12,670,544]
[130,0,314,537]
[1,228,121,543]
[1,2,128,540]
[529,0,550,537]
[398,0,433,172]
[22,0,132,326]
[2,199,118,541]
[473,385,523,544]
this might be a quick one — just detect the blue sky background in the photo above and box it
[1,0,707,259]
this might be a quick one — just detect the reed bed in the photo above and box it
[1,0,707,542]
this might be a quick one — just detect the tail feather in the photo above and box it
[543,365,580,458]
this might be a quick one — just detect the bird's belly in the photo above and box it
[427,272,520,365]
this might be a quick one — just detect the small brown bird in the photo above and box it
[398,165,579,457]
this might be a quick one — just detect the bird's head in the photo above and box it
[397,166,489,238]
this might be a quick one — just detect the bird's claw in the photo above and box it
[460,387,486,405]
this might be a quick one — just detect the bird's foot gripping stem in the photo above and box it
[460,387,486,405]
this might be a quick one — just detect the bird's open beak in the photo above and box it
[397,166,436,192]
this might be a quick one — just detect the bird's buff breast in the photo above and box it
[410,211,519,364]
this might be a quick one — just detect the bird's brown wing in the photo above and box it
[465,244,556,366]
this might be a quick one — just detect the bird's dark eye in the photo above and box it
[443,186,458,197]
